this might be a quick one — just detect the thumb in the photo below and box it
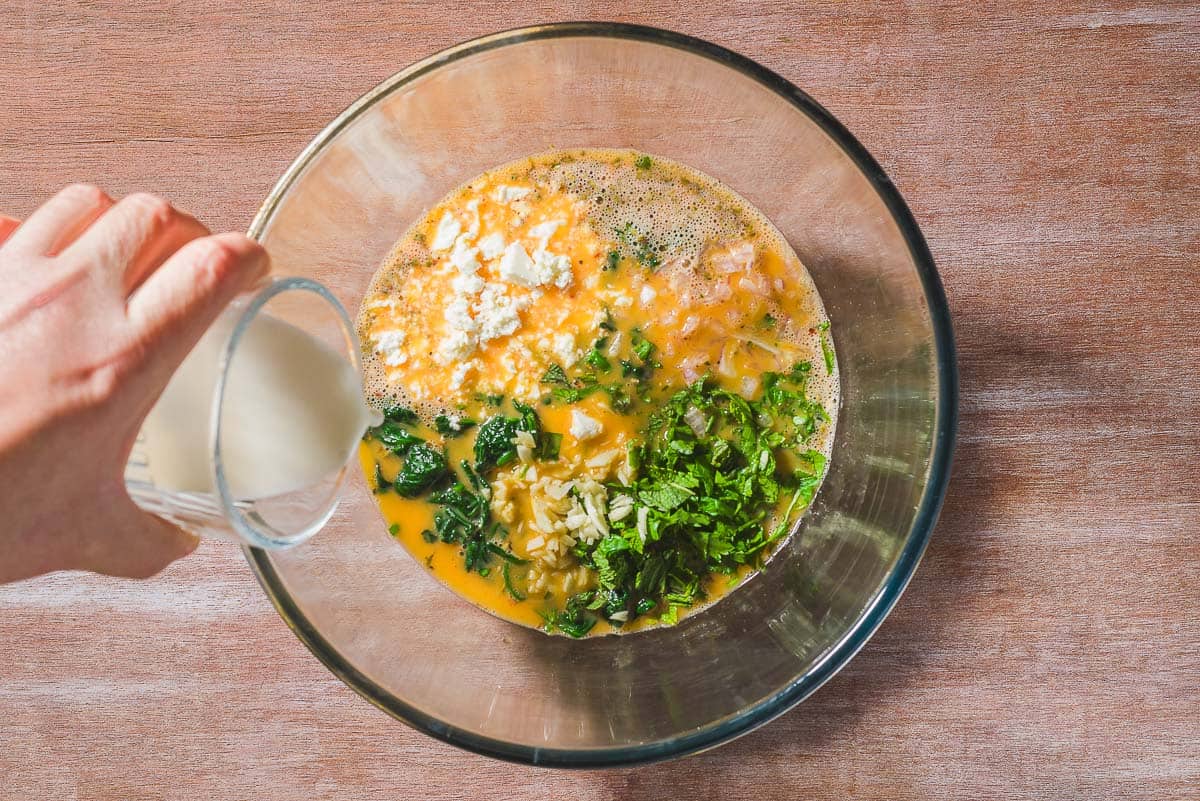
[79,501,201,579]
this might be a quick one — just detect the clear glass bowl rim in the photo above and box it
[241,21,959,768]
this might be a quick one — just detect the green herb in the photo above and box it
[584,348,612,372]
[475,393,505,407]
[606,384,633,414]
[394,443,449,497]
[373,462,389,493]
[381,405,418,424]
[421,529,437,543]
[473,415,520,471]
[535,431,562,460]
[631,329,657,362]
[370,421,422,455]
[429,481,498,573]
[562,374,828,628]
[599,312,616,332]
[434,414,476,437]
[604,250,621,271]
[552,384,604,404]
[514,401,562,461]
[818,321,835,375]
[543,592,598,638]
[615,222,662,270]
[487,543,529,564]
[388,522,400,536]
[620,359,646,379]
[502,562,526,601]
[541,363,570,386]
[758,313,777,329]
[634,154,653,170]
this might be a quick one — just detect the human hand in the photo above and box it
[0,185,269,583]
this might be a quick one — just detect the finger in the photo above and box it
[83,503,201,579]
[3,183,114,256]
[0,214,19,244]
[125,232,269,385]
[63,192,210,294]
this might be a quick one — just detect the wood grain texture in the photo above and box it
[1,2,1197,798]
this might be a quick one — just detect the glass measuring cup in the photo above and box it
[125,276,373,549]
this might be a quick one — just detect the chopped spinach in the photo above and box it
[371,421,422,456]
[394,443,449,497]
[429,481,497,573]
[473,415,520,471]
[381,405,418,424]
[434,414,476,437]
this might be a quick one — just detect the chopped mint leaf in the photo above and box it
[560,374,829,628]
[634,155,653,170]
[541,363,570,386]
[584,348,612,372]
[631,329,657,362]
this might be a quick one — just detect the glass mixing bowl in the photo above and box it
[245,22,957,766]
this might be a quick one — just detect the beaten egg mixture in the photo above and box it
[357,149,838,637]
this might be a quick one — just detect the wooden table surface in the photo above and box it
[2,2,1197,799]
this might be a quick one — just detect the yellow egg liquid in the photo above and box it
[356,150,838,636]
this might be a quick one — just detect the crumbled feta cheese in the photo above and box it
[613,292,633,308]
[464,198,481,239]
[640,284,657,305]
[448,238,481,274]
[498,242,539,287]
[443,296,477,333]
[527,219,563,249]
[430,212,461,251]
[372,329,407,367]
[508,340,533,360]
[475,283,526,342]
[373,329,404,352]
[493,184,532,203]
[569,409,603,441]
[451,272,485,296]
[436,329,477,365]
[532,248,573,289]
[477,232,507,260]
[552,332,579,366]
[448,360,473,390]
